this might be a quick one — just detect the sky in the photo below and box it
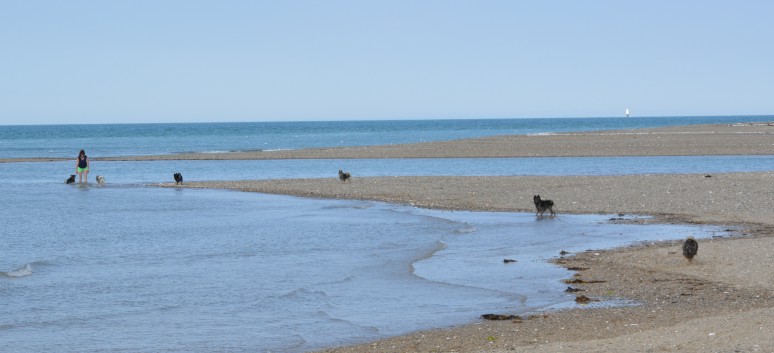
[1,1,773,125]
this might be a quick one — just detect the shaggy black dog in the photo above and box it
[338,170,351,183]
[533,195,556,217]
[66,175,76,184]
[173,173,183,185]
[682,237,698,263]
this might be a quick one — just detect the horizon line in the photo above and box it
[2,114,773,127]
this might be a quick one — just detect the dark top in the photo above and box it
[78,156,88,168]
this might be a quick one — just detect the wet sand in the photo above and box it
[148,122,774,352]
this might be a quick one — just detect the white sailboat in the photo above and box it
[625,108,630,118]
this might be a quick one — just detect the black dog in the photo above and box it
[682,237,698,263]
[66,175,76,184]
[338,170,351,183]
[533,195,555,217]
[173,173,183,185]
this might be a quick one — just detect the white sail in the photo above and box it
[625,109,630,117]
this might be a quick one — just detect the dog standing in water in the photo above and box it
[173,173,183,185]
[533,195,556,217]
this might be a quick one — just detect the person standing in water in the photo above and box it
[76,149,90,183]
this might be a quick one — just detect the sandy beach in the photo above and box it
[149,122,774,352]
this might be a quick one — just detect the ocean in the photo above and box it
[0,115,764,159]
[0,116,769,352]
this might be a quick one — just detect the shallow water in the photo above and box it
[1,117,757,352]
[5,154,773,187]
[1,179,726,352]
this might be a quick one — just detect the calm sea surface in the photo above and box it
[0,116,769,352]
[0,115,766,158]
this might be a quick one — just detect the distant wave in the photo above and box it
[280,288,331,301]
[260,148,297,152]
[179,148,300,154]
[198,150,233,154]
[410,240,448,273]
[321,202,374,211]
[1,263,32,278]
[315,274,356,286]
[454,223,477,234]
[171,149,248,155]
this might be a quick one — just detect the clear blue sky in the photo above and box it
[1,1,772,125]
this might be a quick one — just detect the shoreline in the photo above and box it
[169,174,773,352]
[313,234,773,353]
[11,121,774,351]
[167,172,774,227]
[145,124,773,352]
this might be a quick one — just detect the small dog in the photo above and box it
[66,175,76,184]
[682,237,698,263]
[533,195,555,217]
[173,173,183,185]
[96,175,105,185]
[338,170,351,183]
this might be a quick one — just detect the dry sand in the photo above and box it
[150,122,774,352]
[176,173,774,227]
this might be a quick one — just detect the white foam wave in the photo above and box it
[2,263,32,278]
[410,241,448,273]
[261,148,296,152]
[454,224,477,234]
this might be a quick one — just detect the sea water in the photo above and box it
[1,116,770,352]
[0,116,764,159]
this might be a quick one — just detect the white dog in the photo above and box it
[96,175,105,185]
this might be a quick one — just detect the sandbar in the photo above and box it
[3,121,772,351]
[152,122,773,352]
